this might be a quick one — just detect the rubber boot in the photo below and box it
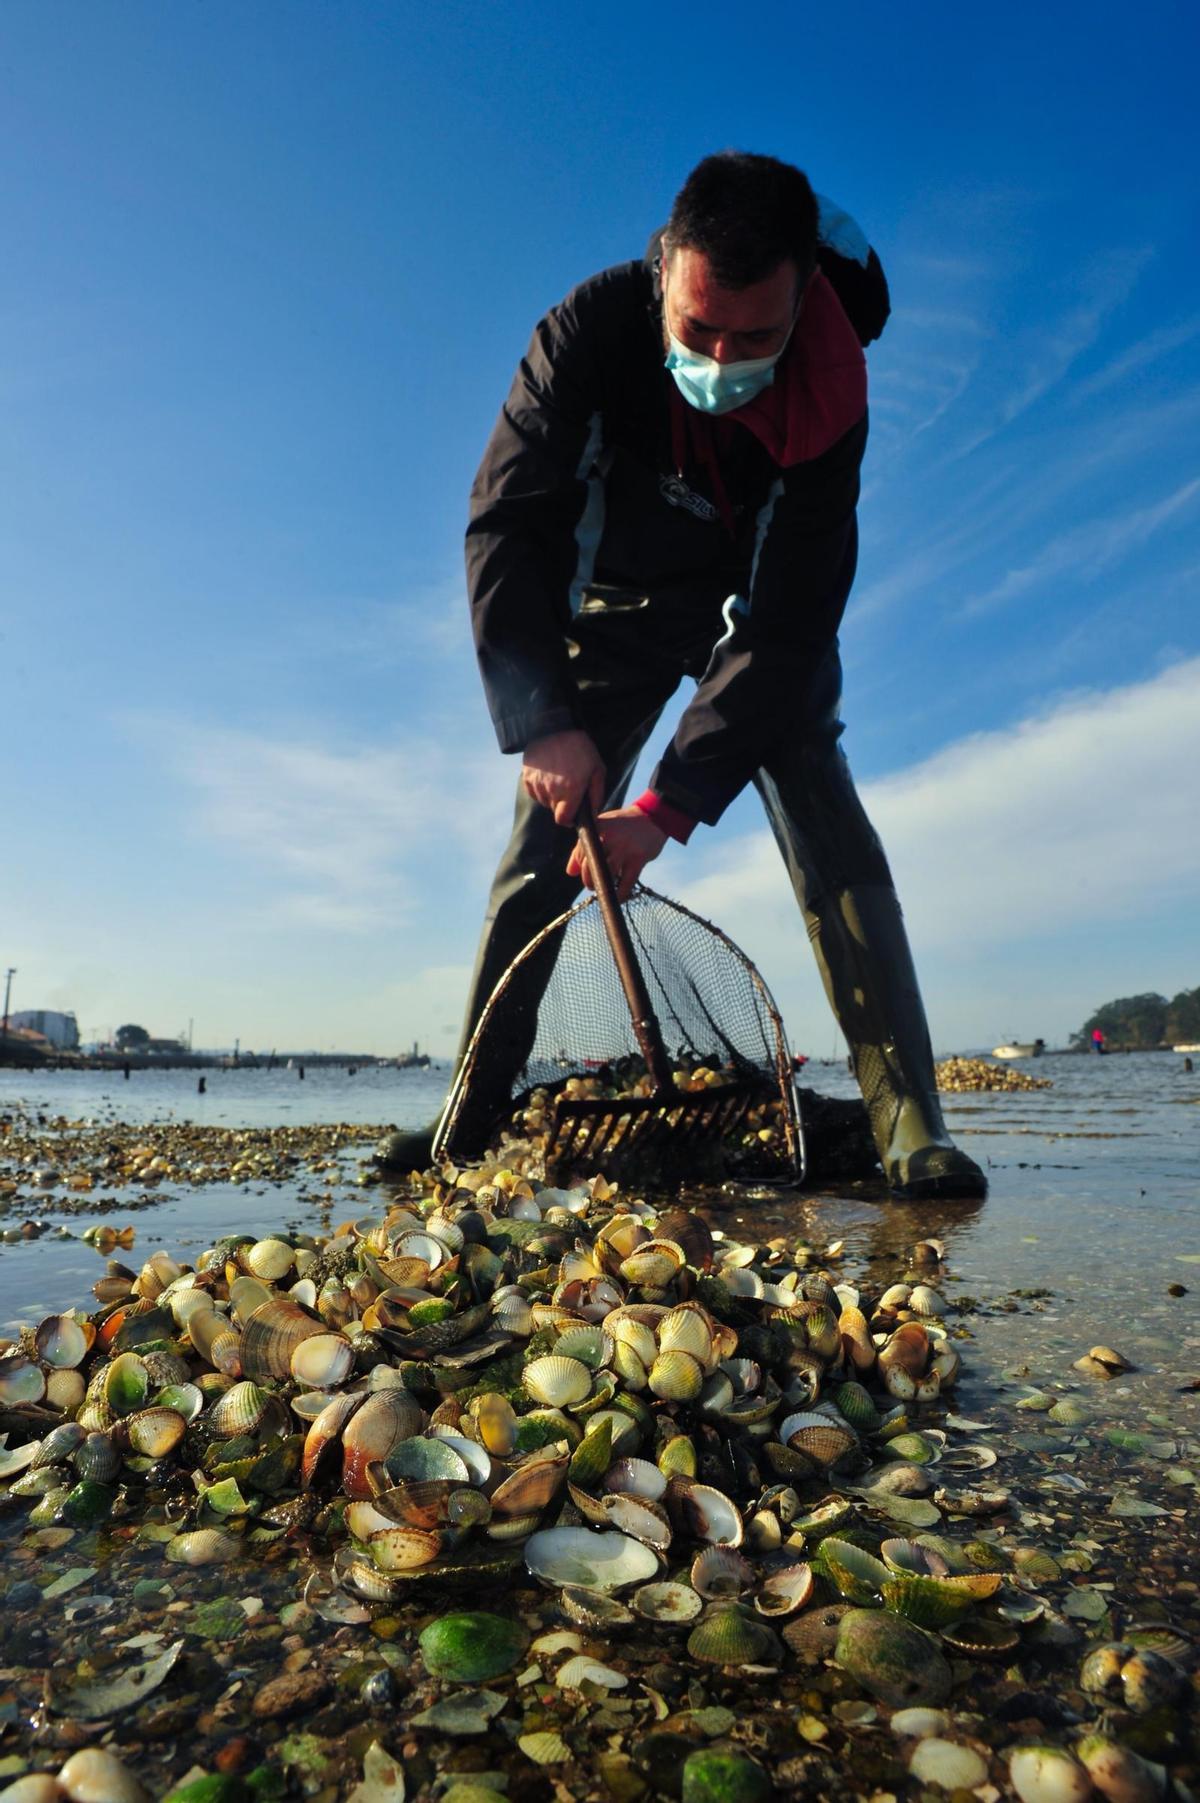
[807,885,987,1199]
[373,1120,440,1176]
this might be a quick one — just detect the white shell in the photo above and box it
[909,1741,988,1791]
[524,1526,660,1592]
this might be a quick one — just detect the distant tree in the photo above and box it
[1166,986,1200,1044]
[1071,994,1168,1050]
[115,1023,150,1051]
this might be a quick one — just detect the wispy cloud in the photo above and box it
[661,655,1200,973]
[1071,314,1200,405]
[960,477,1200,617]
[150,719,512,931]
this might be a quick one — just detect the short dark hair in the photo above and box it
[664,151,819,289]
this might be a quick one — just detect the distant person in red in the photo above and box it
[1092,1028,1106,1054]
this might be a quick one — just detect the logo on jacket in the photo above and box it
[659,474,718,522]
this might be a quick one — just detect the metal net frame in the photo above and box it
[433,884,803,1182]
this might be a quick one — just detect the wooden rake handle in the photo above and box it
[575,798,676,1095]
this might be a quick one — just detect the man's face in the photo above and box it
[662,245,803,364]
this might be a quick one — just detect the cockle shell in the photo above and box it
[240,1298,326,1382]
[523,1355,592,1409]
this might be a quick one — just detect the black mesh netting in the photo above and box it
[435,885,802,1180]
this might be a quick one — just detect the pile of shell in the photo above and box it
[1,1170,1195,1801]
[935,1056,1053,1093]
[502,1057,793,1179]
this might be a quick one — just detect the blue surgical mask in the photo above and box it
[664,335,786,415]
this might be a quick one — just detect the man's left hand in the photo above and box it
[566,807,667,903]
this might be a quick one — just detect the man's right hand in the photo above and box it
[522,729,605,826]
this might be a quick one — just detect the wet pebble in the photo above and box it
[249,1667,331,1719]
[58,1746,149,1803]
[4,1581,42,1610]
[360,1667,402,1707]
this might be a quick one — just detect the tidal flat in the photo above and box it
[0,1055,1196,1803]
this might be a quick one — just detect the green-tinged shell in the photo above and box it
[568,1417,613,1490]
[418,1610,530,1682]
[519,1731,572,1765]
[882,1570,1001,1626]
[126,1406,187,1459]
[818,1537,890,1604]
[658,1434,697,1480]
[1008,1746,1094,1803]
[681,1750,771,1803]
[835,1608,952,1707]
[833,1380,883,1434]
[165,1529,240,1565]
[103,1352,150,1416]
[881,1431,940,1465]
[385,1436,470,1485]
[554,1325,613,1369]
[687,1606,778,1666]
[55,1478,116,1527]
[155,1381,205,1422]
[1012,1545,1062,1585]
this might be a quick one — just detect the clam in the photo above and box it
[665,1478,744,1546]
[165,1528,241,1565]
[302,1391,364,1489]
[384,1435,471,1486]
[290,1332,355,1388]
[241,1237,294,1280]
[882,1569,1002,1627]
[0,1356,47,1407]
[632,1580,703,1625]
[126,1406,187,1459]
[208,1380,273,1439]
[489,1446,570,1517]
[342,1391,424,1497]
[523,1355,592,1409]
[606,1313,658,1367]
[778,1410,857,1469]
[554,1325,613,1369]
[1008,1747,1093,1803]
[567,1417,614,1490]
[73,1432,122,1482]
[818,1538,890,1604]
[419,1611,530,1683]
[524,1525,660,1592]
[603,1457,666,1501]
[428,1430,492,1486]
[648,1350,704,1403]
[34,1312,91,1368]
[241,1297,326,1381]
[835,1608,952,1708]
[1076,1733,1167,1803]
[755,1561,815,1618]
[601,1492,672,1550]
[103,1352,150,1416]
[558,1585,636,1629]
[472,1393,518,1457]
[691,1545,755,1599]
[44,1369,87,1414]
[368,1525,443,1571]
[687,1606,778,1666]
[229,1276,275,1324]
[619,1239,685,1288]
[657,1302,714,1364]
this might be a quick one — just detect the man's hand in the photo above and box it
[522,729,606,826]
[567,807,667,903]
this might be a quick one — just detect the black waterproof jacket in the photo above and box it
[466,211,890,827]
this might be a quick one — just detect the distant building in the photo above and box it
[10,1009,80,1050]
[146,1038,187,1057]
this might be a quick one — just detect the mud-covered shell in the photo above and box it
[755,1561,815,1618]
[632,1580,703,1625]
[691,1545,755,1600]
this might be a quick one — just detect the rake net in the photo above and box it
[434,884,802,1185]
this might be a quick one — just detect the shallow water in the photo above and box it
[1,1053,1198,1799]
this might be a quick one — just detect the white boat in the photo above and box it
[1174,1043,1200,1054]
[993,1039,1045,1059]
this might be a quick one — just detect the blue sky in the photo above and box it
[3,1,1198,1056]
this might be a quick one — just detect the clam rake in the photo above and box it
[542,804,770,1184]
